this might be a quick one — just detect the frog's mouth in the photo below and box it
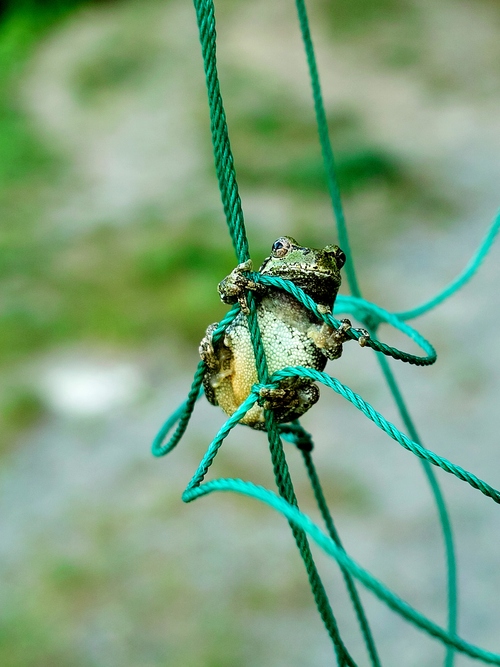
[273,264,340,282]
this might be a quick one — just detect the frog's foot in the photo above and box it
[199,323,234,406]
[218,260,262,313]
[308,318,352,360]
[258,378,319,422]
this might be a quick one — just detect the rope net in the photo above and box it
[153,0,500,664]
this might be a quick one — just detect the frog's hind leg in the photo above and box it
[259,377,320,423]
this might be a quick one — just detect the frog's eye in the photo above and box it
[271,237,291,258]
[334,248,346,269]
[325,245,346,269]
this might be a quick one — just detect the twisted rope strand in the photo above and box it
[250,273,437,366]
[292,2,460,662]
[194,0,248,262]
[294,0,361,298]
[376,353,457,667]
[271,366,500,504]
[194,2,358,661]
[303,449,381,667]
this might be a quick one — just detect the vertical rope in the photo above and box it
[377,353,457,667]
[194,0,249,263]
[294,0,361,298]
[193,1,358,662]
[293,2,458,664]
[264,414,357,667]
[303,449,381,667]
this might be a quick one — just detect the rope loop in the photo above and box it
[248,272,437,366]
[151,360,205,458]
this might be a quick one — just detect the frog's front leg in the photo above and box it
[199,322,233,406]
[308,318,353,361]
[218,260,265,313]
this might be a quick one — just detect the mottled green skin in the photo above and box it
[199,237,345,429]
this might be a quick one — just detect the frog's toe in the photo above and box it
[199,323,220,369]
[258,378,319,422]
[218,260,254,303]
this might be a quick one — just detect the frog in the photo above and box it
[199,236,350,430]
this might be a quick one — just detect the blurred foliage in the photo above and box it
[1,385,45,428]
[1,215,238,366]
[319,0,411,34]
[228,93,452,238]
[73,32,163,104]
[233,105,403,193]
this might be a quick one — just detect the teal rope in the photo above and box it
[269,366,500,504]
[248,291,359,665]
[152,305,240,457]
[178,372,500,661]
[194,2,358,662]
[251,274,437,366]
[302,448,382,667]
[396,209,500,321]
[280,420,380,665]
[263,412,357,667]
[193,0,248,262]
[376,354,457,667]
[183,477,500,666]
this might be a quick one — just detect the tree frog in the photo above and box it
[199,236,349,430]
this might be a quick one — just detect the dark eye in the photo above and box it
[334,248,346,269]
[271,237,291,258]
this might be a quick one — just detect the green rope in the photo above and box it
[193,0,248,263]
[378,354,457,667]
[251,274,437,366]
[194,2,357,662]
[176,372,500,663]
[302,447,382,667]
[294,0,361,298]
[152,306,240,457]
[292,0,459,662]
[183,477,500,666]
[152,0,500,663]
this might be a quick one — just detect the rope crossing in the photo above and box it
[153,0,500,664]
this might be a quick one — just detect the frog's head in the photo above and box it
[259,236,345,306]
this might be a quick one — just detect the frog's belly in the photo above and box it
[226,309,323,408]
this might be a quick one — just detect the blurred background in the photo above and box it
[0,0,499,665]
